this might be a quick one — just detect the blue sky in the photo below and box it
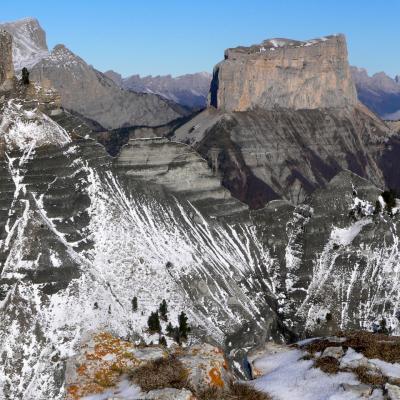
[1,0,399,77]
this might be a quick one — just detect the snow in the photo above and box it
[330,219,371,246]
[82,378,142,400]
[369,359,400,379]
[250,348,360,400]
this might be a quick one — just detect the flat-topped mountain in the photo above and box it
[174,35,393,207]
[209,34,357,112]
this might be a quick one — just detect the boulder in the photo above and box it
[386,383,400,400]
[322,346,344,360]
[144,388,196,400]
[341,383,372,397]
[178,343,232,393]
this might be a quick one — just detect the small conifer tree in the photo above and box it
[178,311,190,340]
[132,296,138,312]
[166,322,174,335]
[159,299,168,321]
[21,67,30,85]
[147,311,161,333]
[374,200,382,215]
[159,335,167,347]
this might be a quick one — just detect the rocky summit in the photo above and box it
[1,16,400,400]
[209,35,357,111]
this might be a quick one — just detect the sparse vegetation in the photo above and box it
[314,356,340,374]
[350,365,387,386]
[130,356,187,392]
[197,382,271,400]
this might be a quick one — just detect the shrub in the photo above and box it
[159,336,167,347]
[130,356,187,392]
[314,356,339,374]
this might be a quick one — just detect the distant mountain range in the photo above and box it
[1,17,399,123]
[351,67,400,120]
[104,70,212,110]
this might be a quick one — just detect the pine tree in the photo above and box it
[0,285,7,301]
[178,311,190,340]
[21,67,30,85]
[159,335,167,347]
[374,200,382,215]
[147,311,161,333]
[159,299,168,321]
[132,296,138,312]
[166,322,174,336]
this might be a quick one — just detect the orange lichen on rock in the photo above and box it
[208,367,224,388]
[66,331,140,399]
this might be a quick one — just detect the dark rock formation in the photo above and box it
[209,35,357,111]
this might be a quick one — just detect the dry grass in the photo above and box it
[302,339,341,355]
[130,356,188,392]
[314,356,340,374]
[197,382,271,400]
[350,366,387,386]
[337,330,400,363]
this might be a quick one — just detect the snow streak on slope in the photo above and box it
[0,103,276,399]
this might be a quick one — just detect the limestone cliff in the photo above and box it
[0,30,14,92]
[209,35,357,111]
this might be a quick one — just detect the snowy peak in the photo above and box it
[0,17,49,71]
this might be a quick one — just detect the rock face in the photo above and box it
[109,71,212,110]
[209,35,357,112]
[30,45,186,129]
[2,87,400,398]
[0,17,49,71]
[351,67,400,120]
[174,35,393,207]
[0,30,14,91]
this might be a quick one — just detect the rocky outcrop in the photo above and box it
[175,105,388,207]
[209,35,357,111]
[29,44,186,129]
[0,30,14,92]
[0,17,49,71]
[351,67,400,120]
